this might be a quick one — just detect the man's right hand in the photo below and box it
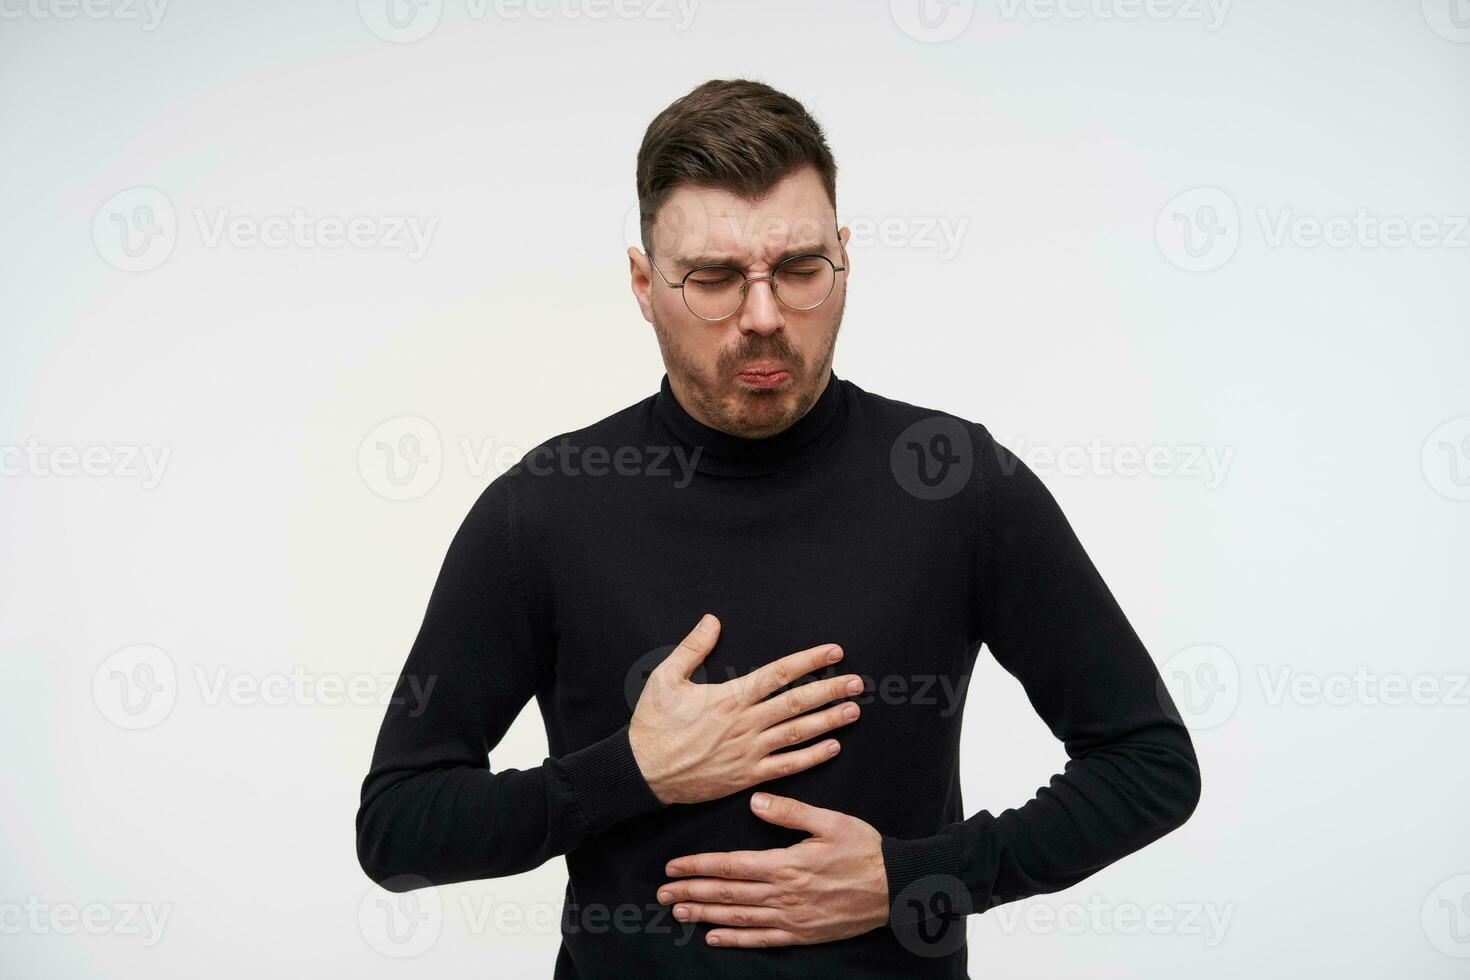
[628,614,863,806]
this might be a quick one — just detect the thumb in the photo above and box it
[660,613,720,680]
[749,793,839,836]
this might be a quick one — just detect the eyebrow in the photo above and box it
[675,242,833,272]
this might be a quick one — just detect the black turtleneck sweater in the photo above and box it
[355,370,1201,978]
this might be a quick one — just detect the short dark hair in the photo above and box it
[635,78,838,262]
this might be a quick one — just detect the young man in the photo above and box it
[356,78,1201,979]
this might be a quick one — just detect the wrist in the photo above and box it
[626,723,675,805]
[561,723,668,830]
[880,833,964,921]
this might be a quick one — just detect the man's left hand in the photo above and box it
[656,792,891,948]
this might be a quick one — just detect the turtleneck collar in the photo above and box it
[652,368,848,478]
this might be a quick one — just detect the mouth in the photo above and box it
[734,363,790,390]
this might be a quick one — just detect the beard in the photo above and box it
[650,288,844,439]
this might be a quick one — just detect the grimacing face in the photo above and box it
[628,164,851,440]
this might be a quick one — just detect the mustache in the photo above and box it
[719,337,802,373]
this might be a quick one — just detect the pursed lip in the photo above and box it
[734,362,788,376]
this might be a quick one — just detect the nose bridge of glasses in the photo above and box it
[738,273,782,320]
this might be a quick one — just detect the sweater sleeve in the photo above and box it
[881,427,1201,918]
[355,475,667,891]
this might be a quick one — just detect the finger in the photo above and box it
[656,878,772,906]
[753,738,841,781]
[707,927,805,948]
[756,699,860,753]
[751,673,864,728]
[672,902,784,928]
[659,613,720,680]
[666,849,780,881]
[733,643,843,704]
[749,792,841,836]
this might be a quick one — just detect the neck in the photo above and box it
[652,366,847,479]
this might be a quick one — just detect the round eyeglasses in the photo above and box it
[648,251,847,322]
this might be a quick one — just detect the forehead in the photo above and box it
[650,165,835,268]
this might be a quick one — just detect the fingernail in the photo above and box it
[842,703,859,720]
[667,864,682,875]
[674,906,689,920]
[826,645,842,662]
[751,792,770,811]
[846,678,863,694]
[698,614,716,633]
[826,740,840,754]
[708,933,721,946]
[658,890,672,903]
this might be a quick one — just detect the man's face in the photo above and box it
[629,164,851,439]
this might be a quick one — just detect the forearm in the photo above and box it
[357,722,664,889]
[882,716,1200,913]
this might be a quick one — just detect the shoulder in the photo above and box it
[841,375,998,447]
[469,388,659,522]
[840,375,1009,495]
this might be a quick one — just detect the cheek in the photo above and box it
[784,317,834,361]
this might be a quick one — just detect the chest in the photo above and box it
[538,479,981,747]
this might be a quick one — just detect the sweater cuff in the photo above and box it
[561,723,667,832]
[881,833,964,915]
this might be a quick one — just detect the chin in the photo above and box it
[727,390,799,432]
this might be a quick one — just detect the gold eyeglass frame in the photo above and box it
[646,230,847,322]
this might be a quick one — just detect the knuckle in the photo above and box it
[772,662,792,688]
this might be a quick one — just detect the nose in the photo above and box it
[735,275,784,335]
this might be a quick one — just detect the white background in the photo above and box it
[2,0,1467,976]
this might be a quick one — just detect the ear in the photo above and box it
[628,247,655,323]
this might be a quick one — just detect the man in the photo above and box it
[356,78,1201,978]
